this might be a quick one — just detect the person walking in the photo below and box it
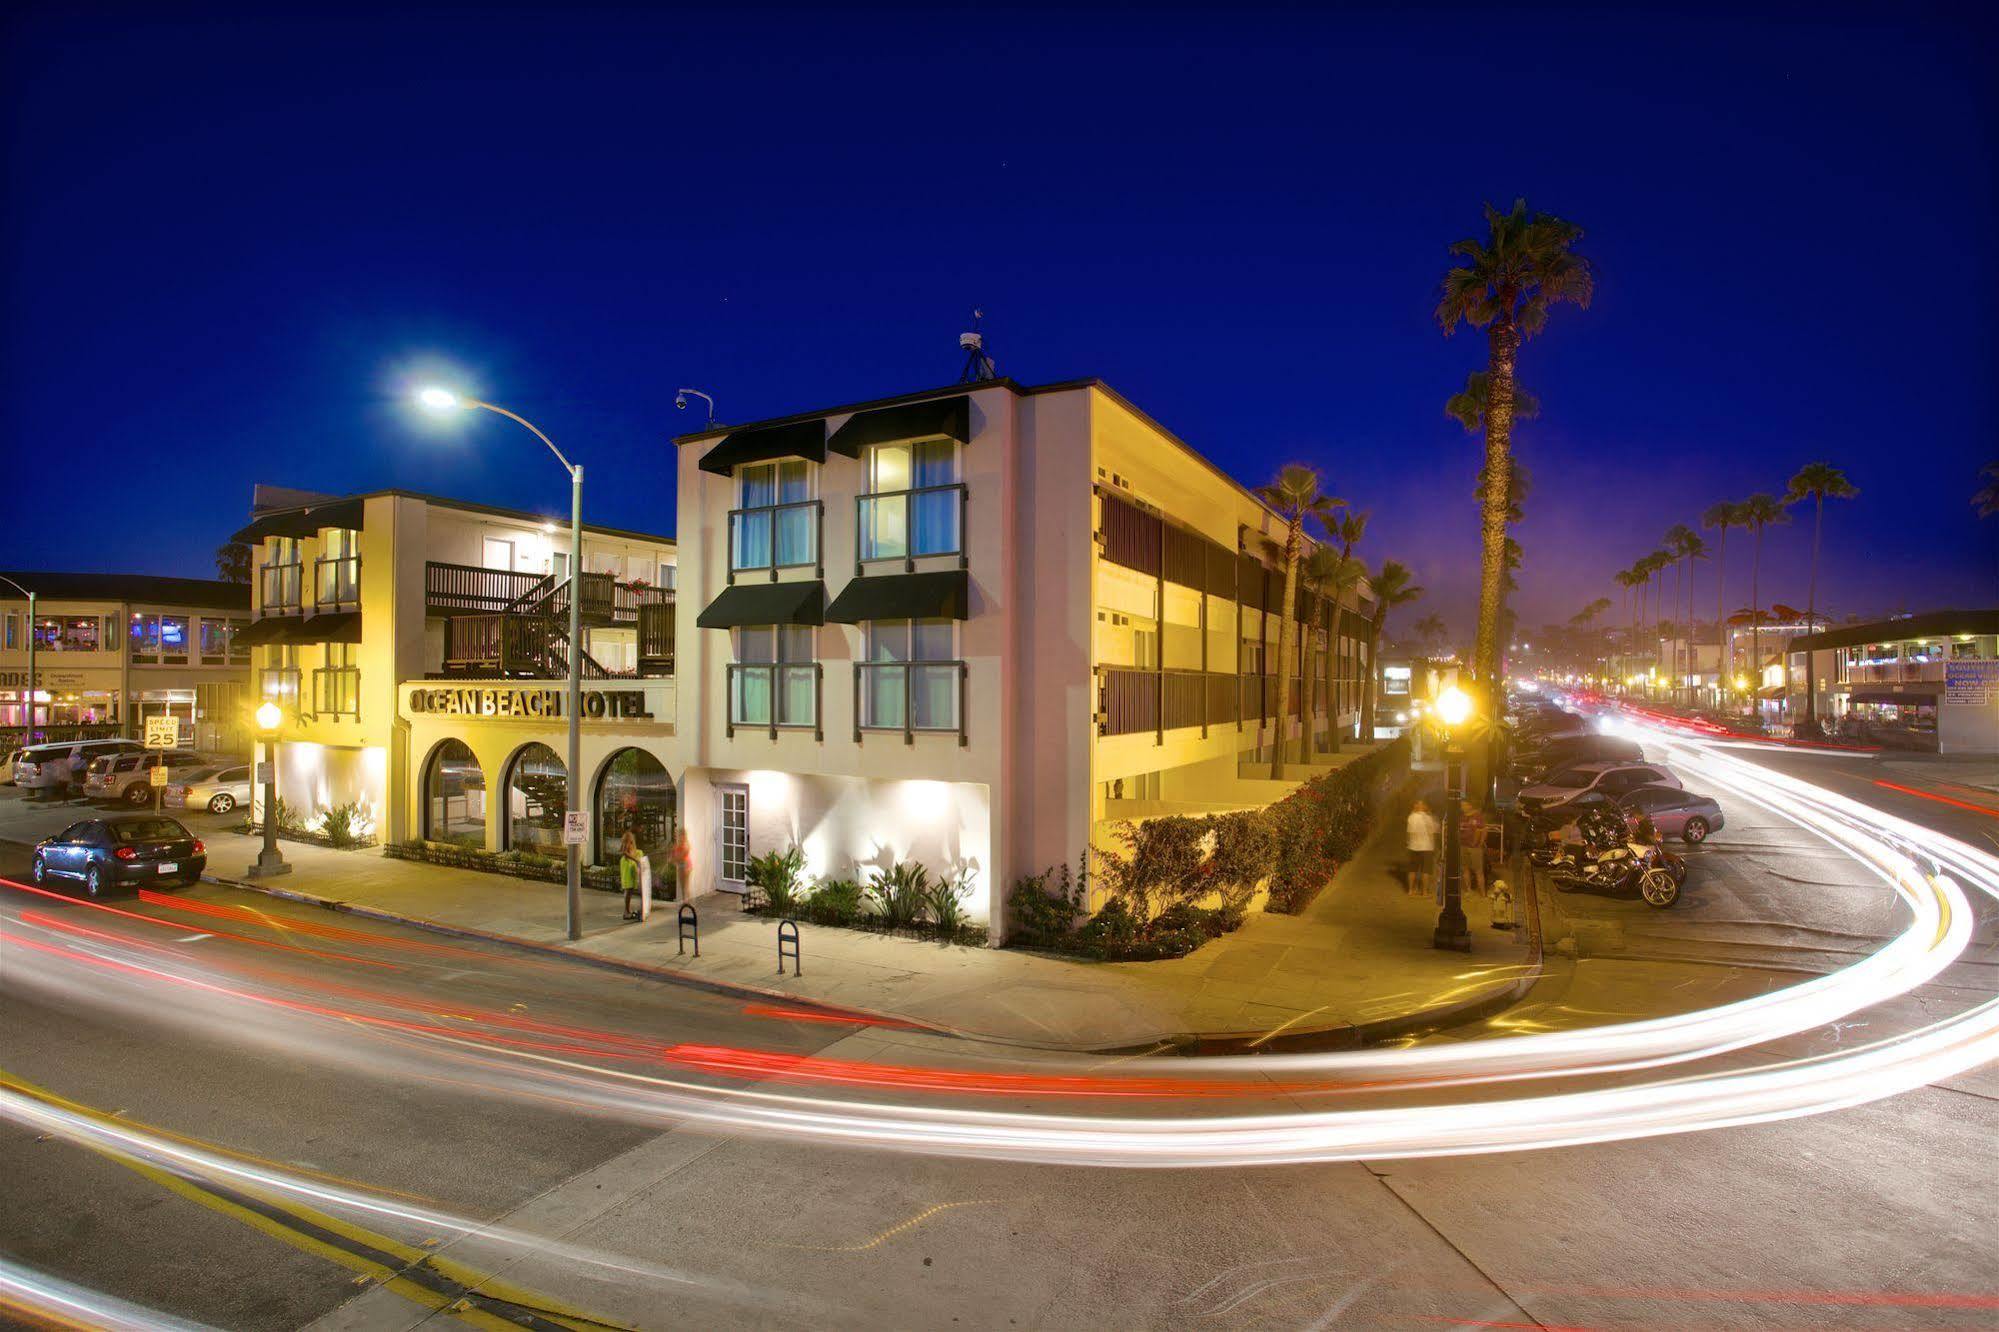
[1405,799,1440,898]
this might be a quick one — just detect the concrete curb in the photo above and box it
[200,870,953,1034]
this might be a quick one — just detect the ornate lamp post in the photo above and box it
[1432,684,1474,952]
[247,699,289,878]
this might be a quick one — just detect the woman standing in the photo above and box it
[1459,807,1488,898]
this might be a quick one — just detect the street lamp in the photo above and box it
[0,576,36,745]
[418,386,586,941]
[1432,684,1473,953]
[247,699,289,878]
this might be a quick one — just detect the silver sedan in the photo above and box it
[1621,783,1726,843]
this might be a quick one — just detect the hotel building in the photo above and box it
[243,379,1374,941]
[1783,609,1999,753]
[0,571,252,751]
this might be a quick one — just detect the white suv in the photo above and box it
[15,739,146,796]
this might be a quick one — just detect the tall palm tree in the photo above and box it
[1785,462,1860,728]
[1701,500,1744,684]
[1302,544,1367,754]
[1976,462,1999,518]
[1361,560,1424,742]
[1321,508,1371,751]
[1255,464,1344,779]
[1444,370,1541,433]
[1662,524,1697,688]
[1413,613,1448,651]
[1436,199,1593,693]
[1674,532,1707,703]
[1738,493,1791,710]
[1614,566,1644,682]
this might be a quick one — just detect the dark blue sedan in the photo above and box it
[31,815,207,896]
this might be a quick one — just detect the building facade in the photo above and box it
[1783,609,1999,752]
[672,379,1374,939]
[0,572,252,752]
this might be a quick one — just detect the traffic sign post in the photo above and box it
[145,715,177,813]
[562,810,588,847]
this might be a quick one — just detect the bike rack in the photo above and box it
[777,918,800,976]
[677,902,699,957]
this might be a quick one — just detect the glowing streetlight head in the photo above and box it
[1435,685,1473,727]
[416,386,460,411]
[1732,674,1750,691]
[255,700,283,731]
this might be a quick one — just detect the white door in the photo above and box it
[483,537,516,571]
[718,784,749,891]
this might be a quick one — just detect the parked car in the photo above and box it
[165,764,253,814]
[1,747,24,785]
[1517,760,1683,815]
[30,815,207,895]
[83,749,208,805]
[13,739,145,796]
[1516,733,1646,781]
[1620,783,1726,843]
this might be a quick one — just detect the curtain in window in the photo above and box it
[910,441,958,556]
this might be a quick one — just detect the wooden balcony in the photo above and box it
[1099,668,1316,738]
[424,561,621,626]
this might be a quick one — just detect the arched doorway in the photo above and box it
[595,747,676,869]
[422,739,486,847]
[502,742,568,857]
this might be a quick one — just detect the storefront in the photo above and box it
[1787,610,1999,754]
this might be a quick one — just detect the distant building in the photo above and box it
[1784,610,1999,753]
[0,571,251,751]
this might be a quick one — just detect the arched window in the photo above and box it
[422,739,486,847]
[503,742,568,857]
[595,748,676,868]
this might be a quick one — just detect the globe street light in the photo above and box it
[248,698,289,878]
[417,387,586,941]
[1432,684,1473,952]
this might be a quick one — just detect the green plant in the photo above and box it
[747,843,808,914]
[866,862,930,930]
[1205,810,1277,911]
[924,868,973,937]
[1009,862,1085,944]
[271,795,303,833]
[802,877,863,927]
[320,801,363,848]
[1098,816,1204,922]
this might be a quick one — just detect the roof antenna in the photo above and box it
[958,309,997,383]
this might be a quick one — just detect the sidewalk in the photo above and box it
[157,810,1534,1051]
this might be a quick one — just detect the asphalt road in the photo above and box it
[3,779,1997,1329]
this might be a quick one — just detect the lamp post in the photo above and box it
[418,387,585,941]
[248,699,289,878]
[1432,684,1473,952]
[0,576,37,746]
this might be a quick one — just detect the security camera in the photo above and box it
[674,394,688,411]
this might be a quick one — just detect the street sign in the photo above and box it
[562,810,588,846]
[145,716,179,749]
[256,762,273,784]
[149,764,169,788]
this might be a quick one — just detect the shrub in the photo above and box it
[1262,737,1412,914]
[271,795,303,832]
[1206,810,1277,911]
[1009,861,1086,945]
[802,877,863,927]
[746,843,808,914]
[1097,815,1205,922]
[867,862,930,930]
[1075,897,1139,950]
[320,801,363,848]
[925,867,973,937]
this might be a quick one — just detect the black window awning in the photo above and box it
[230,497,366,545]
[697,420,828,476]
[824,570,970,623]
[827,395,971,458]
[234,617,295,647]
[289,611,363,644]
[695,580,825,629]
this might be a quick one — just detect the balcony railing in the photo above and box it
[728,501,823,581]
[726,662,822,740]
[1098,667,1242,738]
[426,561,549,614]
[854,660,967,745]
[854,483,968,572]
[260,561,303,615]
[311,666,360,718]
[314,555,360,611]
[637,601,675,675]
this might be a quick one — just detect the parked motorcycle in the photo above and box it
[1541,805,1688,908]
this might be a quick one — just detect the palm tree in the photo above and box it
[1785,462,1860,728]
[1675,532,1708,703]
[1361,560,1424,742]
[1738,493,1791,710]
[1614,567,1644,682]
[1302,544,1367,754]
[1662,524,1696,687]
[1436,199,1593,693]
[1976,462,1999,518]
[1255,464,1344,778]
[1413,613,1449,651]
[1701,500,1744,684]
[1444,370,1541,433]
[1321,509,1371,752]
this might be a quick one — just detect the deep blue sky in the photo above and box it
[4,2,1993,638]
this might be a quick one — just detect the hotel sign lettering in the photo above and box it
[408,686,654,721]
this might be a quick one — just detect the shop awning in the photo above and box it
[827,395,971,458]
[696,420,827,476]
[824,570,971,623]
[233,617,295,647]
[695,580,825,629]
[230,496,366,545]
[289,611,363,644]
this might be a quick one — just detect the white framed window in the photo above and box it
[859,439,961,561]
[731,624,816,728]
[718,784,750,888]
[861,618,960,732]
[733,460,816,571]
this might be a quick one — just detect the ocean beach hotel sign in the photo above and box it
[407,684,655,721]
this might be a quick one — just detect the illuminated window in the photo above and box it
[595,747,676,869]
[861,619,959,731]
[859,439,960,561]
[731,625,815,728]
[422,739,486,848]
[503,743,568,857]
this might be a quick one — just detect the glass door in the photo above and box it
[718,784,749,891]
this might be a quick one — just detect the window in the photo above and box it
[731,625,816,728]
[262,537,303,611]
[596,748,676,870]
[36,616,104,652]
[316,528,360,609]
[2,613,16,649]
[859,439,960,561]
[503,743,568,855]
[129,613,161,661]
[260,645,301,713]
[732,460,816,572]
[423,739,486,847]
[158,615,190,665]
[658,561,677,591]
[861,619,960,733]
[719,784,749,887]
[312,643,360,718]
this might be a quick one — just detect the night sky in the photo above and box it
[3,2,1992,639]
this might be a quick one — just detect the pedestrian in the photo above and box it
[1459,806,1488,897]
[620,831,644,921]
[1405,799,1439,898]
